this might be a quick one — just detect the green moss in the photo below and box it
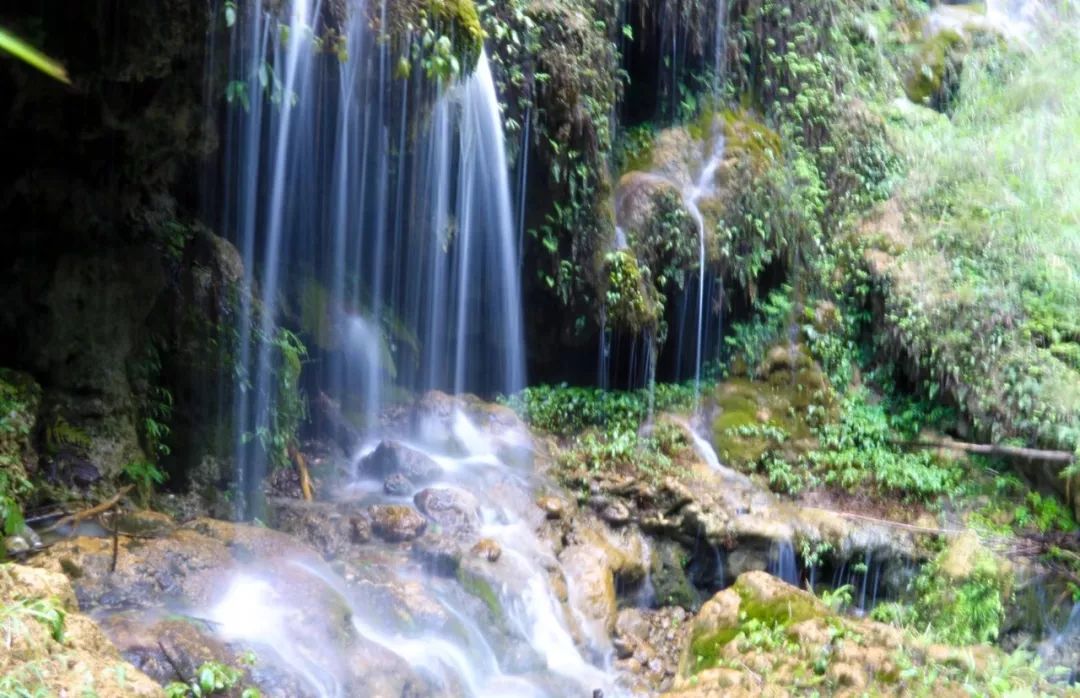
[602,250,659,333]
[427,0,483,72]
[380,0,484,80]
[904,29,966,107]
[688,626,741,672]
[456,566,503,621]
[721,109,781,173]
[732,575,827,627]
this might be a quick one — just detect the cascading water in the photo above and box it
[204,1,624,695]
[216,1,525,512]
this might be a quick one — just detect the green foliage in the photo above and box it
[809,389,960,500]
[503,382,699,436]
[504,382,700,483]
[130,340,174,463]
[121,461,166,509]
[247,329,308,470]
[886,21,1080,460]
[0,469,30,538]
[0,596,66,644]
[558,424,688,483]
[521,0,622,317]
[910,545,1007,645]
[724,287,796,372]
[164,655,260,698]
[602,250,657,333]
[0,371,39,537]
[819,583,853,612]
[616,123,656,174]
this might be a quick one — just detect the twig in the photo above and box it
[110,513,120,572]
[826,509,965,536]
[157,640,186,683]
[40,486,133,534]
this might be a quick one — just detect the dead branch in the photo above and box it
[40,485,133,534]
[904,437,1075,464]
[828,509,965,536]
[289,444,315,502]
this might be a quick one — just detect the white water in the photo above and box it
[684,128,727,400]
[204,408,622,697]
[217,2,525,509]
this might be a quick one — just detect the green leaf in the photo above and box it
[0,27,70,84]
[224,2,237,28]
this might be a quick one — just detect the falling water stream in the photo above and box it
[203,0,622,694]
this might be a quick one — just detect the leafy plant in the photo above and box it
[164,655,260,698]
[0,595,66,644]
[0,27,69,84]
[121,461,167,508]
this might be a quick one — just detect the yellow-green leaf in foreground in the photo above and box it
[0,27,70,84]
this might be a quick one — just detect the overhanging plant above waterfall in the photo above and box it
[383,0,484,81]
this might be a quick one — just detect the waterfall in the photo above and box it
[215,2,524,511]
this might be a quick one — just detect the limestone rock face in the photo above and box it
[0,563,161,697]
[665,571,1062,697]
[28,517,437,697]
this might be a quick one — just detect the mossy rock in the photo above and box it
[720,109,780,174]
[904,28,968,108]
[601,248,661,333]
[685,571,828,674]
[711,354,833,470]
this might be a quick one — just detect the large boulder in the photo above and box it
[358,441,443,484]
[413,486,480,533]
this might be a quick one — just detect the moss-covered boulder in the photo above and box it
[904,28,967,108]
[667,570,1066,696]
[711,345,833,472]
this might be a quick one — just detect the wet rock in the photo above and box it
[471,538,501,562]
[560,521,647,641]
[593,497,631,526]
[536,495,565,519]
[412,533,463,575]
[31,517,322,611]
[613,606,689,693]
[352,578,450,635]
[0,564,160,697]
[369,504,427,542]
[384,472,414,496]
[269,498,373,558]
[107,508,176,538]
[100,612,243,687]
[414,486,480,532]
[359,440,443,484]
[651,541,698,610]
